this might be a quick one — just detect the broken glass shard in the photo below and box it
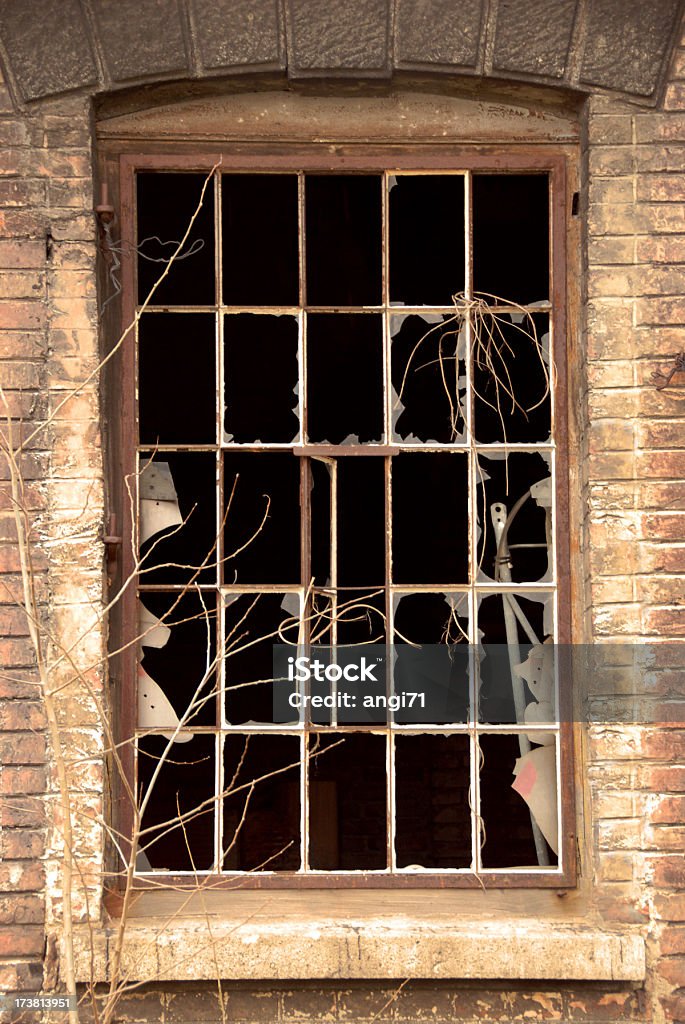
[478,733,558,868]
[139,453,217,584]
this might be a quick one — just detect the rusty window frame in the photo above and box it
[111,146,574,890]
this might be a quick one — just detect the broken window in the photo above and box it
[126,160,569,884]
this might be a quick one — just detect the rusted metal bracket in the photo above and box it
[102,512,122,580]
[95,182,115,226]
[651,351,685,390]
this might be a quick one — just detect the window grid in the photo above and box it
[130,160,567,882]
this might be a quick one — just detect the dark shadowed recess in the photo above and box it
[305,175,382,307]
[395,734,471,869]
[223,734,301,871]
[222,173,299,307]
[391,313,466,444]
[139,591,218,727]
[224,313,299,444]
[389,174,466,306]
[223,452,301,585]
[392,452,469,583]
[473,174,549,305]
[138,732,216,871]
[306,314,384,444]
[137,172,215,306]
[479,733,557,868]
[224,592,300,726]
[309,732,387,870]
[393,593,469,724]
[139,452,217,585]
[476,451,552,584]
[138,313,216,446]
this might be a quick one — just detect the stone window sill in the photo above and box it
[73,891,645,984]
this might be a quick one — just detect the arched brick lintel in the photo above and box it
[0,0,683,107]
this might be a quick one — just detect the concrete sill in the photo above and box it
[73,917,645,984]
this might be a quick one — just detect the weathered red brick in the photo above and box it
[0,701,45,731]
[0,796,45,829]
[0,732,46,765]
[0,765,46,795]
[0,829,45,860]
[0,893,43,925]
[0,861,44,892]
[0,924,43,957]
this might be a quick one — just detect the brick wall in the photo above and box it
[0,21,684,1024]
[584,31,685,1022]
[0,79,105,1008]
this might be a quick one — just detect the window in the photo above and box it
[114,150,572,887]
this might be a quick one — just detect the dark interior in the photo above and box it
[139,591,218,727]
[306,313,384,443]
[309,733,387,870]
[395,734,471,868]
[472,174,549,304]
[223,452,301,584]
[389,174,466,305]
[138,312,216,445]
[305,174,382,307]
[391,313,466,443]
[392,452,469,584]
[223,734,300,871]
[479,733,557,868]
[224,313,299,444]
[138,732,216,871]
[137,172,215,306]
[222,173,299,306]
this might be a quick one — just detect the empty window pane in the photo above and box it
[391,313,466,444]
[224,453,301,585]
[222,174,299,306]
[305,175,382,306]
[479,734,558,868]
[473,174,549,305]
[309,733,387,870]
[306,314,383,444]
[223,735,300,871]
[224,314,299,444]
[389,175,465,305]
[139,313,216,445]
[395,735,471,868]
[137,172,215,305]
[138,733,216,871]
[392,453,469,583]
[139,453,217,585]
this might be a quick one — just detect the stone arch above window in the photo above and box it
[0,0,682,106]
